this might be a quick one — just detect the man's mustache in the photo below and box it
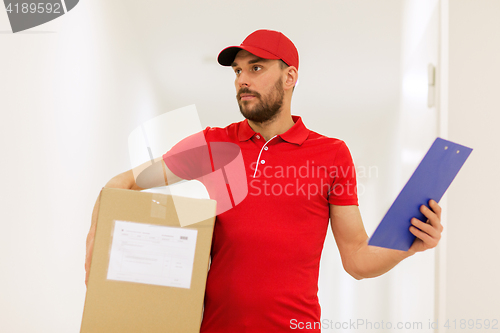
[237,88,261,100]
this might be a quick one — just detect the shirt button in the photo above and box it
[256,135,260,139]
[260,160,266,164]
[264,146,268,151]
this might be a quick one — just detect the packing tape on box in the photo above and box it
[150,193,168,219]
[149,192,217,228]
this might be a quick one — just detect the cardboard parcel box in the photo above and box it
[81,188,216,333]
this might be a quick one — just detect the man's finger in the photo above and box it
[429,199,442,219]
[420,204,442,229]
[411,218,440,239]
[409,223,440,249]
[409,225,435,246]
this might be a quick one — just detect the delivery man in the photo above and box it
[85,29,443,332]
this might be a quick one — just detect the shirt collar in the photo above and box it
[237,119,256,142]
[237,115,310,145]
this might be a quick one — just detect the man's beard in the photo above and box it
[237,78,284,123]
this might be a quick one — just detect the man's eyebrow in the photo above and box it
[231,57,269,67]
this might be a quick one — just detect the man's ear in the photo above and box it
[284,66,298,91]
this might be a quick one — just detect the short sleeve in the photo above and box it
[162,127,212,180]
[328,142,359,206]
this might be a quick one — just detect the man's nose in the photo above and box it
[236,71,250,88]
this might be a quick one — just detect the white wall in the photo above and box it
[386,0,440,330]
[0,1,447,332]
[0,3,157,332]
[443,0,500,331]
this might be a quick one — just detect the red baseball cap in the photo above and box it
[217,29,299,70]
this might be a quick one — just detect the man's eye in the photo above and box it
[253,66,262,72]
[235,69,242,75]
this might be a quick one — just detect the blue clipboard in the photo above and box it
[368,138,473,251]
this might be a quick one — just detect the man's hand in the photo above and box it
[85,158,181,286]
[85,223,96,286]
[85,193,101,286]
[408,199,443,254]
[330,200,444,280]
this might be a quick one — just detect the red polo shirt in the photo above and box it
[163,116,358,333]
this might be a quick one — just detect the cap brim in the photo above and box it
[217,45,280,66]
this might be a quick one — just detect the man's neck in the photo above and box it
[247,110,295,141]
